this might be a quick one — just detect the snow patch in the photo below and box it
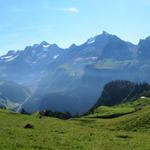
[53,55,59,59]
[87,37,96,45]
[5,55,18,62]
[43,45,50,48]
[1,55,18,62]
[87,31,109,45]
[1,55,13,59]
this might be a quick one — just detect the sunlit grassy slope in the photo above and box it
[86,106,135,118]
[1,98,150,150]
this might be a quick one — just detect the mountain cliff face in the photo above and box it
[137,36,150,61]
[0,31,150,114]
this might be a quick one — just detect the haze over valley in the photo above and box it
[1,31,150,114]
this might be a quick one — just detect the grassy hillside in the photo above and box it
[86,106,135,118]
[86,97,150,118]
[1,97,150,150]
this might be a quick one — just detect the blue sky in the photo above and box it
[0,0,150,55]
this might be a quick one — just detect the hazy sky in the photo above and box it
[0,0,150,55]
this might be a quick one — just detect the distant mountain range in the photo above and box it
[1,31,150,114]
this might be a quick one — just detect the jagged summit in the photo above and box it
[86,31,110,45]
[99,30,109,35]
[6,50,16,55]
[138,36,150,46]
[69,44,77,49]
[40,41,50,46]
[143,36,150,41]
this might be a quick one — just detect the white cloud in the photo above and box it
[58,8,79,13]
[67,8,79,13]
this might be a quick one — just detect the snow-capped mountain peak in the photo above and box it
[40,41,51,48]
[40,41,50,46]
[99,30,109,35]
[87,31,110,45]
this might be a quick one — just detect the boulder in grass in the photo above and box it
[116,135,131,139]
[24,124,34,129]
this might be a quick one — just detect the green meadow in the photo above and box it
[0,97,150,150]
